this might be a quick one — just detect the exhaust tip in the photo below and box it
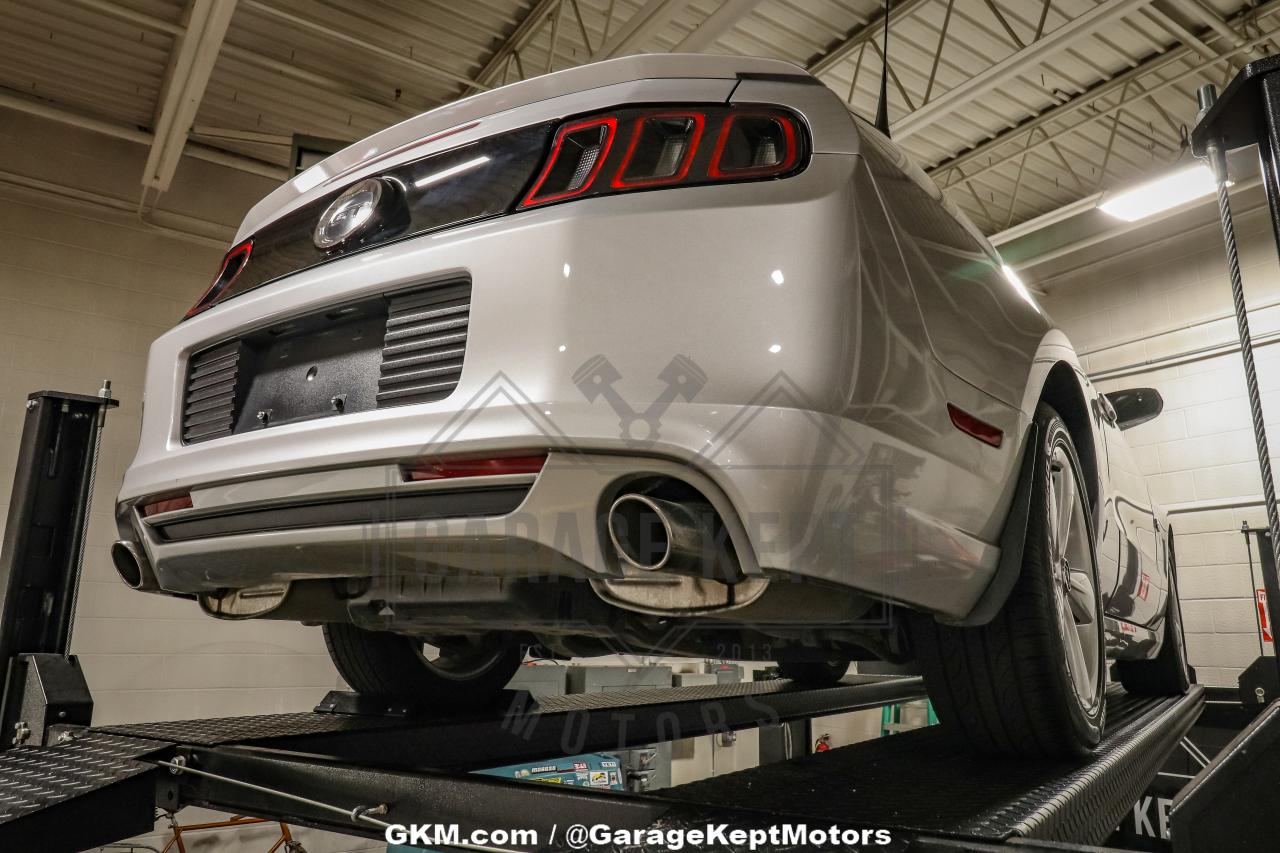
[111,540,146,589]
[608,494,673,571]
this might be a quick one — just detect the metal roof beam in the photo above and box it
[142,0,238,194]
[807,0,933,78]
[0,90,286,181]
[891,0,1155,140]
[1141,6,1217,61]
[70,0,416,124]
[673,0,762,52]
[592,0,694,61]
[466,0,563,95]
[931,0,1280,187]
[1169,0,1257,54]
[239,0,481,91]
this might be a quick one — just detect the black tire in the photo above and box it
[777,660,849,683]
[323,623,523,704]
[910,404,1107,758]
[1115,531,1192,696]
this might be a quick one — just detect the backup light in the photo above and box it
[612,113,704,188]
[1098,163,1219,222]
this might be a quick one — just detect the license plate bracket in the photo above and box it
[234,298,386,431]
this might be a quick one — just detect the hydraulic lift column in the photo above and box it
[0,385,117,749]
[1177,57,1280,853]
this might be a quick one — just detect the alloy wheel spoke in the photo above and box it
[1067,569,1096,624]
[1056,459,1075,559]
[1047,465,1062,558]
[1061,593,1090,685]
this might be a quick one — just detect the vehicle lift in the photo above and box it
[0,399,1233,853]
[10,61,1280,853]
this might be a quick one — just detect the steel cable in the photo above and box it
[1210,170,1280,559]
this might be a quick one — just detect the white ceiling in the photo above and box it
[0,0,1274,237]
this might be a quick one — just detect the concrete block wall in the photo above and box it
[1040,200,1280,688]
[0,108,376,853]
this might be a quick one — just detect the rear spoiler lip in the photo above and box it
[234,55,814,242]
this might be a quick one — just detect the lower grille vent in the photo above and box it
[377,281,471,407]
[182,341,242,443]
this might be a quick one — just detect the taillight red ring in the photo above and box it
[521,117,618,207]
[708,112,799,179]
[185,239,253,319]
[610,112,706,189]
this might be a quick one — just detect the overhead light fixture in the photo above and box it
[1098,162,1220,222]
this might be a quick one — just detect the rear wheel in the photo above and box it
[323,623,523,704]
[1115,531,1192,695]
[911,405,1106,757]
[777,659,849,683]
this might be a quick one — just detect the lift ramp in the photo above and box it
[0,675,1203,852]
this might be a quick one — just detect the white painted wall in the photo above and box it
[1038,196,1280,688]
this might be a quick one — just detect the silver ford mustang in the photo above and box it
[115,54,1189,756]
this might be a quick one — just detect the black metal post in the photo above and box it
[0,386,116,747]
[1195,71,1280,681]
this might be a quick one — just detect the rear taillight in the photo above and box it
[520,105,804,209]
[186,239,252,319]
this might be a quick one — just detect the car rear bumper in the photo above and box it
[119,402,1003,619]
[119,156,1021,619]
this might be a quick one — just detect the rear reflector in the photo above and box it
[947,404,1004,448]
[402,452,548,482]
[141,493,194,517]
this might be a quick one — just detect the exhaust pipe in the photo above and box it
[111,540,160,592]
[607,494,741,581]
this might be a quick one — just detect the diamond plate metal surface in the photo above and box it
[532,674,893,713]
[0,732,165,824]
[658,687,1204,846]
[97,711,407,746]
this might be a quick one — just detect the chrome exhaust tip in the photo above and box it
[111,540,158,591]
[607,493,740,581]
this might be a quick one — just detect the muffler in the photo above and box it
[111,540,160,592]
[607,494,741,582]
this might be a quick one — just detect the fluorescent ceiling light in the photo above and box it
[1097,163,1219,222]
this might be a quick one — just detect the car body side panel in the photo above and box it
[850,125,1050,411]
[1100,402,1166,626]
[1017,342,1167,632]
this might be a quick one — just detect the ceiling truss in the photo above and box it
[3,0,1277,242]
